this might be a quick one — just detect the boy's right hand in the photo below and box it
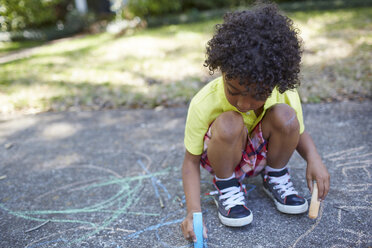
[180,212,208,242]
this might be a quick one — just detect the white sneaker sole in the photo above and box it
[263,187,308,214]
[213,198,253,227]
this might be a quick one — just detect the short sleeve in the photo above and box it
[285,89,305,134]
[184,100,209,155]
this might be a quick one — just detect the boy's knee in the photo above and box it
[211,111,244,143]
[265,104,299,134]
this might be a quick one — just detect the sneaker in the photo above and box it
[208,177,253,227]
[262,168,308,214]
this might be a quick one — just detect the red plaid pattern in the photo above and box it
[200,122,267,180]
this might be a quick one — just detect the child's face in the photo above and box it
[223,74,266,113]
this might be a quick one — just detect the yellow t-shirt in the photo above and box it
[184,76,305,155]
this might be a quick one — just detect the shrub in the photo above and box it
[0,0,71,32]
[124,0,255,18]
[126,0,182,17]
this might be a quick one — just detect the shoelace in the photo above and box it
[209,185,246,210]
[267,173,298,199]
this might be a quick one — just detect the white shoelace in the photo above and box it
[209,186,246,210]
[268,173,298,199]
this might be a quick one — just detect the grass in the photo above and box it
[288,8,372,102]
[0,7,371,116]
[0,40,45,56]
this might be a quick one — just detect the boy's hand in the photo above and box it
[306,159,330,201]
[180,211,208,242]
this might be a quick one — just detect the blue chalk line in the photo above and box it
[124,218,183,239]
[137,159,171,199]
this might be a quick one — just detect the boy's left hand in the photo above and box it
[306,158,330,201]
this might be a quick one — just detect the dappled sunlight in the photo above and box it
[0,114,36,139]
[36,153,82,171]
[151,59,206,82]
[94,32,207,62]
[175,31,206,40]
[294,10,368,65]
[287,8,372,102]
[89,30,209,83]
[95,37,172,60]
[301,37,354,65]
[306,11,355,27]
[289,8,361,29]
[0,83,67,115]
[37,34,114,57]
[292,8,371,58]
[43,68,147,87]
[42,122,80,140]
[300,42,371,102]
[0,7,371,115]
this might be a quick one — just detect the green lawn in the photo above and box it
[0,7,371,116]
[0,40,45,56]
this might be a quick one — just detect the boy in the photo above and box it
[180,3,330,242]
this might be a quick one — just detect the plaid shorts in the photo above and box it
[200,122,267,181]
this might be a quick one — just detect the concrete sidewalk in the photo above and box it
[0,101,371,248]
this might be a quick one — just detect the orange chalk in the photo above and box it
[309,181,321,219]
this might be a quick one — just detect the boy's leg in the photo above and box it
[207,111,247,178]
[261,103,300,168]
[206,111,252,226]
[260,104,308,214]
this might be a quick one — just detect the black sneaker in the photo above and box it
[209,177,253,227]
[262,168,308,214]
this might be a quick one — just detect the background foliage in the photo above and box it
[123,0,300,18]
[0,1,371,117]
[1,0,371,33]
[0,0,72,32]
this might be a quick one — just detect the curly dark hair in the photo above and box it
[204,3,302,100]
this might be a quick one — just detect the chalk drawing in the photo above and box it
[341,183,372,192]
[25,226,134,248]
[289,203,324,248]
[34,177,104,201]
[342,165,371,178]
[288,146,371,248]
[337,205,372,225]
[327,146,372,247]
[335,160,372,168]
[2,145,370,247]
[364,194,371,203]
[324,146,365,160]
[336,205,372,211]
[330,229,372,248]
[0,151,198,248]
[337,209,342,224]
[137,159,171,200]
[122,206,216,248]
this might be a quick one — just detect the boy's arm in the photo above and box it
[296,131,330,200]
[180,150,207,242]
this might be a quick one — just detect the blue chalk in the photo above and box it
[193,212,203,248]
